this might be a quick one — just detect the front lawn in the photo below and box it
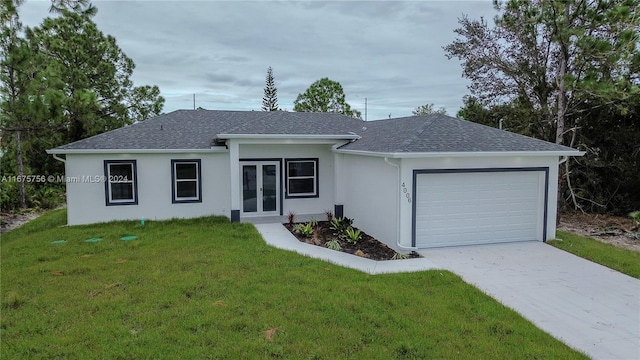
[1,210,585,359]
[550,231,640,279]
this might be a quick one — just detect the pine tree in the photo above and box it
[0,0,164,210]
[261,66,278,111]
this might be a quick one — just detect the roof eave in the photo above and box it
[46,148,228,155]
[334,149,585,158]
[218,133,360,140]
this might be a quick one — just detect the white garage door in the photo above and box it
[414,170,546,248]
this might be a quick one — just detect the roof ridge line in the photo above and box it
[396,116,436,152]
[221,110,271,134]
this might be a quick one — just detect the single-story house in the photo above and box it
[47,110,583,250]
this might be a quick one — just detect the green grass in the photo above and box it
[550,231,640,279]
[1,210,585,359]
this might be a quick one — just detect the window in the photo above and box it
[171,159,202,203]
[285,158,318,198]
[104,160,137,206]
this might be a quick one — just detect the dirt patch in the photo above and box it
[0,210,46,234]
[284,221,420,261]
[558,212,640,252]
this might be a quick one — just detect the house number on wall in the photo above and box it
[401,182,412,203]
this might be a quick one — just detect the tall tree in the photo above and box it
[412,103,448,116]
[261,66,278,111]
[25,10,164,142]
[293,77,361,118]
[0,0,28,208]
[445,0,639,147]
[0,1,164,210]
[445,0,640,213]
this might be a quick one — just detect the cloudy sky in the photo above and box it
[19,0,497,120]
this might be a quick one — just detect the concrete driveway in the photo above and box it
[420,241,640,360]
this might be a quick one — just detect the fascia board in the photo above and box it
[334,149,585,158]
[218,134,360,140]
[46,148,228,155]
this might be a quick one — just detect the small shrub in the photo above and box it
[31,186,64,209]
[391,252,409,260]
[308,217,318,228]
[287,211,296,226]
[344,227,362,244]
[324,209,334,222]
[326,239,342,250]
[0,181,21,211]
[329,217,353,234]
[630,211,640,236]
[311,226,323,243]
[293,222,314,237]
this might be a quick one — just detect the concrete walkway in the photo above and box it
[255,223,439,274]
[254,223,640,360]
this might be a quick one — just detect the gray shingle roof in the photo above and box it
[221,110,365,135]
[51,110,363,150]
[338,114,578,153]
[50,110,579,154]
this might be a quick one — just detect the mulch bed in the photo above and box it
[284,221,420,261]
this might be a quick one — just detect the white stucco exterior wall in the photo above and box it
[64,152,231,225]
[340,154,399,251]
[239,143,336,216]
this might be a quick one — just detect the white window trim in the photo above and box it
[104,160,137,206]
[285,159,318,198]
[172,160,202,203]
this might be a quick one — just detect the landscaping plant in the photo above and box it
[326,239,342,251]
[329,217,353,235]
[293,222,314,237]
[287,211,296,226]
[344,227,362,244]
[392,252,409,260]
[324,209,333,222]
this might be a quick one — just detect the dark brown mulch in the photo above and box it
[284,221,420,261]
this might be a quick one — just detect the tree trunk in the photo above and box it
[15,130,26,208]
[554,4,571,220]
[556,57,567,146]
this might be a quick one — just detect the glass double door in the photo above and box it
[241,161,280,216]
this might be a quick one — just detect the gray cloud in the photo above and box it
[19,0,496,118]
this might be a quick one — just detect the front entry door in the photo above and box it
[241,161,280,216]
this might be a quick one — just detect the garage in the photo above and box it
[413,168,548,248]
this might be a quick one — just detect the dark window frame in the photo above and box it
[285,158,319,199]
[171,159,202,204]
[104,160,138,206]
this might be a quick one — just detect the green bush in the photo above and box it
[31,186,64,209]
[344,227,362,244]
[0,181,21,211]
[293,222,314,237]
[329,217,353,234]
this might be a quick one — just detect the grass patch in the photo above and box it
[550,231,640,279]
[1,210,586,359]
